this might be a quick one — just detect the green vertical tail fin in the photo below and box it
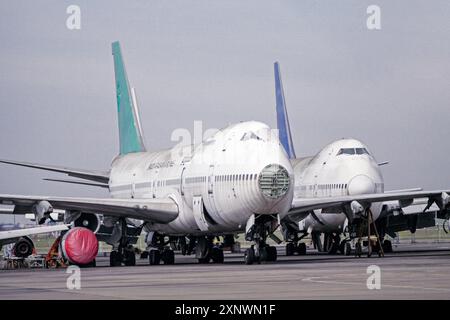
[112,41,146,155]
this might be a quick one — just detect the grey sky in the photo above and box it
[0,1,449,222]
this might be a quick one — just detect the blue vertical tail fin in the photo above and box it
[112,41,146,155]
[274,62,296,159]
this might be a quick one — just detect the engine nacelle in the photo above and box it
[60,227,98,265]
[13,236,34,258]
[72,212,101,234]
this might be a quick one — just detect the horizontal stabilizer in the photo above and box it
[0,159,109,184]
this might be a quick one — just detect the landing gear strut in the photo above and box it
[109,219,137,267]
[285,242,306,256]
[354,209,385,258]
[146,232,175,265]
[196,236,224,264]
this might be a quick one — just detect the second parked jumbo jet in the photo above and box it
[273,62,450,257]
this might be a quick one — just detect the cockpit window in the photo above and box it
[355,148,369,155]
[337,148,370,156]
[337,148,355,155]
[241,131,262,141]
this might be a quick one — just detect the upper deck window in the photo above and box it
[241,131,262,141]
[337,148,370,156]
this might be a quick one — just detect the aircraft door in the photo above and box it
[208,165,214,194]
[193,196,209,231]
[180,167,186,196]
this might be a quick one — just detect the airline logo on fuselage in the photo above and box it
[147,161,175,170]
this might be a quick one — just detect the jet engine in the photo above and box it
[13,236,34,258]
[71,212,101,233]
[60,227,98,266]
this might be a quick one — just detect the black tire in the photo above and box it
[211,247,224,263]
[149,249,161,265]
[327,241,339,254]
[286,243,295,256]
[110,251,122,267]
[124,250,136,266]
[338,240,346,254]
[13,238,34,258]
[297,243,307,255]
[383,240,393,253]
[266,246,277,262]
[355,242,362,257]
[344,242,352,256]
[162,249,175,265]
[198,256,211,264]
[244,248,255,265]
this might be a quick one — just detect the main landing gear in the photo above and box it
[244,215,278,265]
[146,232,175,265]
[284,233,307,256]
[109,219,138,267]
[195,236,224,264]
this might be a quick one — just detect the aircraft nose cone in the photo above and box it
[348,174,376,195]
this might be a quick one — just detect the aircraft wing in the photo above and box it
[0,159,109,184]
[0,194,179,224]
[289,190,450,218]
[0,224,69,241]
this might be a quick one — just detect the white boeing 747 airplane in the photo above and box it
[273,62,450,257]
[0,42,294,266]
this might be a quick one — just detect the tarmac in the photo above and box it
[1,242,450,300]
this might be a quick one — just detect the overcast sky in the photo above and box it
[0,1,449,223]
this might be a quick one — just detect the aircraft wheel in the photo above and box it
[13,237,34,258]
[297,243,307,255]
[382,240,393,253]
[338,240,346,254]
[344,242,352,256]
[286,243,295,256]
[162,249,175,265]
[110,250,122,267]
[123,249,136,266]
[244,248,255,265]
[149,249,161,265]
[211,247,224,263]
[266,246,277,262]
[198,256,211,264]
[355,242,362,257]
[327,242,339,255]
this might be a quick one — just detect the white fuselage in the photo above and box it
[287,138,384,233]
[108,121,294,236]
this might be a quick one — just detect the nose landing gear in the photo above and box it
[244,214,279,265]
[352,209,385,258]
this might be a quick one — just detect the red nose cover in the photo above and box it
[62,227,98,265]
